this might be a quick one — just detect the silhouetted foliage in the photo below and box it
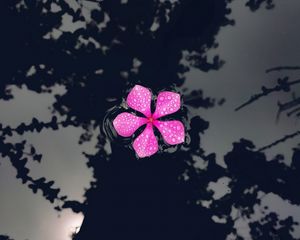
[3,0,300,240]
[250,214,298,239]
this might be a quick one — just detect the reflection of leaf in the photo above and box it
[184,90,216,109]
[62,200,85,213]
[0,235,14,240]
[33,154,42,162]
[246,0,275,11]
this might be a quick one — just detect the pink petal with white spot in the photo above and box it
[153,91,181,119]
[113,112,147,137]
[126,85,152,117]
[133,123,158,158]
[154,120,185,145]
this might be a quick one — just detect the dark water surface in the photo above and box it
[1,0,300,239]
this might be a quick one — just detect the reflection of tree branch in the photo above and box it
[278,97,300,113]
[0,116,77,137]
[287,106,300,117]
[258,130,300,152]
[276,97,300,121]
[235,78,300,111]
[266,66,300,73]
[0,117,79,210]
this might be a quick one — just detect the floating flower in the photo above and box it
[113,85,185,158]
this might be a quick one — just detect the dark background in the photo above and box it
[1,0,300,239]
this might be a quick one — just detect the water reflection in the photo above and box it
[1,0,300,240]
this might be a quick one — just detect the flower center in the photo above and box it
[148,116,154,123]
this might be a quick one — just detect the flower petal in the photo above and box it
[153,91,181,119]
[133,123,158,158]
[113,112,147,137]
[126,85,152,117]
[154,120,185,145]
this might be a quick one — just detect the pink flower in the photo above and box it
[113,85,185,158]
